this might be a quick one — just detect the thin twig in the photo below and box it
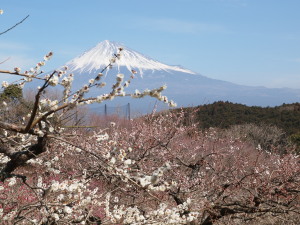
[0,69,46,81]
[0,15,29,36]
[0,57,10,65]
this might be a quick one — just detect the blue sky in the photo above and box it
[1,0,300,88]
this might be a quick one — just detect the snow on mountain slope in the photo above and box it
[65,40,195,76]
[58,40,300,112]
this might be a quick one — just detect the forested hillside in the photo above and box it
[188,101,300,135]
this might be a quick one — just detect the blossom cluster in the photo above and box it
[0,45,181,223]
[132,85,177,107]
[0,52,53,93]
[1,28,298,224]
[1,110,299,224]
[105,193,198,224]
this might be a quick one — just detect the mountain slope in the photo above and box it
[66,40,195,76]
[61,40,300,113]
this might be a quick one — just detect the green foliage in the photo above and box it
[0,85,30,125]
[189,101,300,136]
[0,84,23,102]
[289,132,300,154]
[177,101,300,154]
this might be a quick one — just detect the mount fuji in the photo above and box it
[62,40,300,113]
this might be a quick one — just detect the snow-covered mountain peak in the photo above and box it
[65,40,196,75]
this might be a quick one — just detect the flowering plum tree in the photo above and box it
[0,9,299,224]
[0,52,183,223]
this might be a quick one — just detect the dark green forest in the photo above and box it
[180,101,300,153]
[187,101,300,135]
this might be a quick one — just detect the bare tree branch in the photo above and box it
[24,72,55,132]
[0,69,46,81]
[0,57,11,65]
[0,15,29,36]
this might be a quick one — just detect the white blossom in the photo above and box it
[110,157,116,164]
[52,213,60,221]
[64,206,73,214]
[14,67,21,73]
[44,52,53,61]
[49,75,59,86]
[124,159,132,165]
[116,73,124,82]
[2,81,9,88]
[96,133,109,142]
[8,177,17,186]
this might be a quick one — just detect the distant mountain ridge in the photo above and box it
[60,40,300,113]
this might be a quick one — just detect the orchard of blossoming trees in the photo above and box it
[0,10,299,225]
